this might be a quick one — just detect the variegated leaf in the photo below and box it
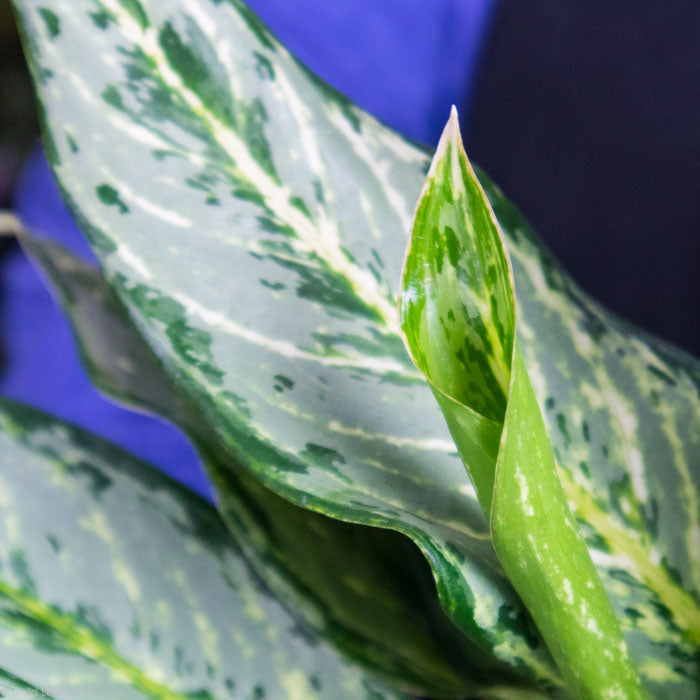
[13,0,700,695]
[0,397,404,699]
[400,110,645,697]
[18,230,520,698]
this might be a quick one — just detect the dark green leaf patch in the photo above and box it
[89,5,116,30]
[37,7,59,38]
[273,375,294,393]
[271,255,383,322]
[300,444,350,484]
[159,20,236,126]
[123,283,224,386]
[253,51,275,80]
[96,184,129,214]
[8,552,36,597]
[118,0,148,29]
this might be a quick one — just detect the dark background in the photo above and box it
[0,1,37,207]
[466,1,700,355]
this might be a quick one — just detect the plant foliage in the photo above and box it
[0,398,401,698]
[400,108,645,697]
[8,0,700,696]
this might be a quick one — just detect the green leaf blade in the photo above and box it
[400,110,647,698]
[13,0,700,693]
[18,231,525,698]
[0,397,404,699]
[399,108,515,515]
[14,0,560,685]
[494,344,644,698]
[401,108,514,425]
[495,184,700,689]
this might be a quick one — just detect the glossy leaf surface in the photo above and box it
[13,0,700,694]
[19,231,528,698]
[400,111,645,697]
[0,397,402,699]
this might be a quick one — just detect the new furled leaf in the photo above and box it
[13,0,700,695]
[400,108,646,697]
[0,398,402,699]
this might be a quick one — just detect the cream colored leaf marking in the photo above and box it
[180,0,218,38]
[272,65,327,189]
[559,469,700,646]
[96,0,399,330]
[0,474,21,554]
[325,104,415,236]
[228,382,480,503]
[358,190,384,242]
[169,568,221,672]
[78,509,142,603]
[487,639,564,691]
[279,668,321,700]
[375,124,431,169]
[637,658,685,685]
[170,289,417,374]
[326,421,458,453]
[620,335,700,591]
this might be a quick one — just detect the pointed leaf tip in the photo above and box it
[427,106,465,180]
[402,109,515,425]
[447,104,460,137]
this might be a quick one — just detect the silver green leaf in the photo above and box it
[0,397,403,699]
[400,110,645,697]
[13,0,700,694]
[19,231,529,698]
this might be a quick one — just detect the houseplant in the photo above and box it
[3,0,699,696]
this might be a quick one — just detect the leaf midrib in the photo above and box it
[0,578,190,699]
[96,0,399,331]
[559,470,700,647]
